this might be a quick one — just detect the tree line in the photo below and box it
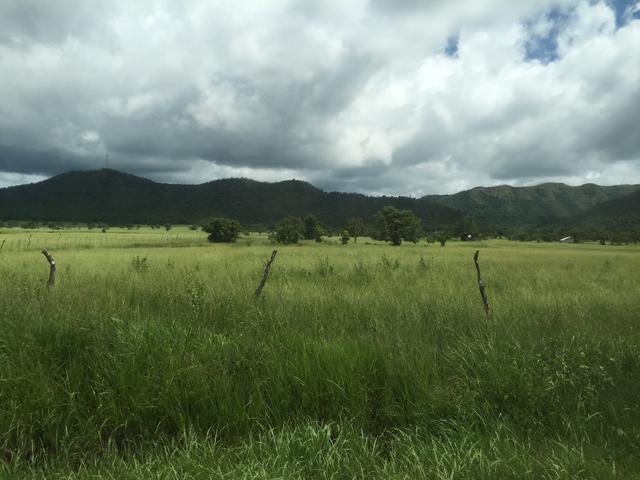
[202,207,640,246]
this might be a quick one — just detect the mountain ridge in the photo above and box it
[1,169,639,228]
[0,169,462,228]
[424,182,640,226]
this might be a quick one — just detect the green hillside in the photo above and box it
[0,169,462,228]
[425,183,640,226]
[572,188,640,228]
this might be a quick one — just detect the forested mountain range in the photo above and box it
[1,169,638,229]
[0,169,461,228]
[571,188,640,228]
[425,183,640,227]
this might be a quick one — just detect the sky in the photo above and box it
[0,0,639,195]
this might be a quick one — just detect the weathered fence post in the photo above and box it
[255,250,277,297]
[42,249,56,290]
[473,250,489,315]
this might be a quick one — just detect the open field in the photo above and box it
[0,228,639,478]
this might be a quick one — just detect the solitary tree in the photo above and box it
[345,217,366,243]
[434,231,452,247]
[271,217,304,244]
[374,206,422,246]
[303,214,322,241]
[203,217,243,242]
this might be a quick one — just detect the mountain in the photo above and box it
[424,183,640,227]
[573,188,640,228]
[0,169,462,228]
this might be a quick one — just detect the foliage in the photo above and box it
[202,217,243,243]
[270,216,304,244]
[339,229,350,245]
[374,206,422,245]
[130,255,150,273]
[303,214,322,241]
[345,217,367,243]
[315,256,334,277]
[454,215,479,240]
[0,169,462,228]
[426,182,640,227]
[433,231,452,246]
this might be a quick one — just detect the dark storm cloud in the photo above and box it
[0,0,639,193]
[0,144,91,175]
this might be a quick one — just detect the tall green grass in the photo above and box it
[0,232,639,478]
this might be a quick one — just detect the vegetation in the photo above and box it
[345,217,367,243]
[202,217,243,243]
[425,182,640,227]
[303,214,323,241]
[373,206,422,245]
[0,227,639,478]
[433,230,453,246]
[270,216,304,244]
[0,169,461,228]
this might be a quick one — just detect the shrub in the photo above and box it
[203,218,243,243]
[303,214,322,241]
[130,255,150,273]
[270,217,304,244]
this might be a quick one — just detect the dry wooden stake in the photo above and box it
[473,250,490,315]
[42,249,56,290]
[255,250,278,297]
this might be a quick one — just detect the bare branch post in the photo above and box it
[42,249,56,290]
[473,250,489,315]
[255,250,277,297]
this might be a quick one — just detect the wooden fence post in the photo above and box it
[255,250,278,297]
[42,249,56,290]
[473,250,489,315]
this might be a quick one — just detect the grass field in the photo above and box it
[0,227,639,478]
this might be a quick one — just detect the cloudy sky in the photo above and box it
[1,0,639,195]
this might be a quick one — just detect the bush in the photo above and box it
[303,214,322,241]
[203,218,243,243]
[270,217,304,244]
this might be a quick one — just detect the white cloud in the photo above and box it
[0,0,638,194]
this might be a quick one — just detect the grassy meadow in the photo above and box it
[0,226,639,478]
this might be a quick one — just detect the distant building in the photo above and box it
[559,236,574,243]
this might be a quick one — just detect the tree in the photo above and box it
[400,210,423,243]
[164,223,172,231]
[303,214,322,241]
[434,231,452,247]
[203,217,243,243]
[454,215,478,241]
[271,217,304,244]
[345,217,367,243]
[374,206,423,246]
